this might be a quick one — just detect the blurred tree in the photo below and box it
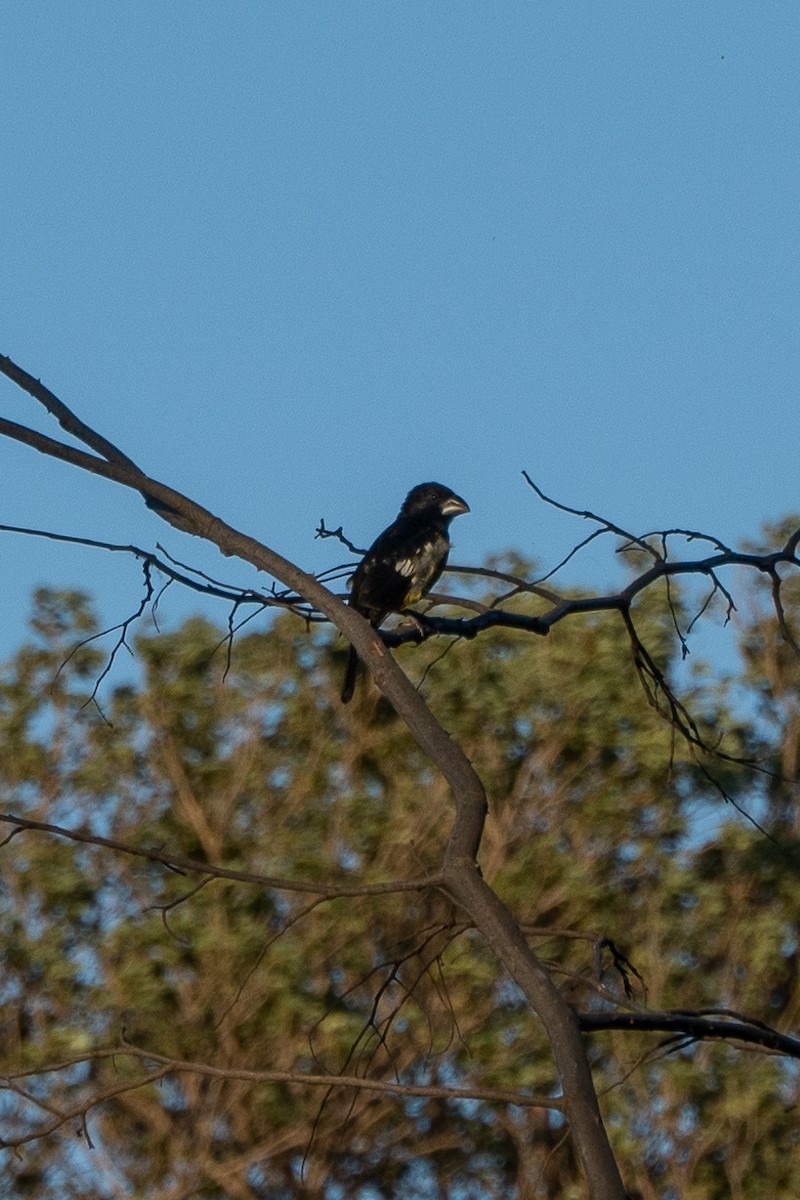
[1,564,798,1198]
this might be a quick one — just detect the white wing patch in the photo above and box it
[395,543,436,578]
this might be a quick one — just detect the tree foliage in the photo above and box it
[1,567,798,1199]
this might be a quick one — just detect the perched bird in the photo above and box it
[341,482,470,703]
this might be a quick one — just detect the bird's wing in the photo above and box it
[351,518,450,617]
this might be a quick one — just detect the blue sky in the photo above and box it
[1,4,798,657]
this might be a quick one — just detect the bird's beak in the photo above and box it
[442,494,470,516]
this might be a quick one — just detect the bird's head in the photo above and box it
[399,482,470,521]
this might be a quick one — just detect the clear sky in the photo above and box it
[1,4,798,657]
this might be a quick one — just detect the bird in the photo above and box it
[340,482,470,703]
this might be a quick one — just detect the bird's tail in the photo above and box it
[341,645,359,703]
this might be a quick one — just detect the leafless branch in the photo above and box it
[522,469,662,562]
[0,813,440,898]
[0,1066,172,1152]
[577,1009,800,1058]
[0,1044,562,1136]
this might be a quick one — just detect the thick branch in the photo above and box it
[0,401,488,853]
[444,863,626,1198]
[0,354,141,469]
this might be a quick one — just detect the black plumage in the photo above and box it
[341,482,470,703]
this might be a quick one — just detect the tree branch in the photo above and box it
[0,1041,561,1156]
[0,813,439,898]
[578,1009,800,1058]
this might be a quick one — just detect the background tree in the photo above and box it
[0,576,797,1199]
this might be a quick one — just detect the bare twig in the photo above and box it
[1,1044,561,1126]
[0,813,440,899]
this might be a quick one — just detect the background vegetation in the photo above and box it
[2,546,798,1198]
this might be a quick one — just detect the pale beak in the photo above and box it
[442,495,470,516]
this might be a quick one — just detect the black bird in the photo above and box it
[341,482,470,703]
